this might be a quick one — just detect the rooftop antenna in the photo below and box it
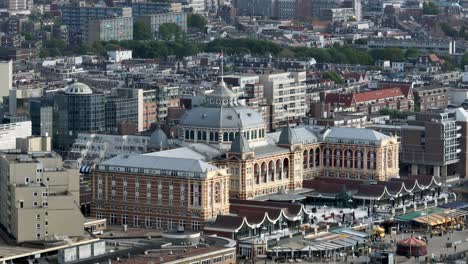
[219,50,224,83]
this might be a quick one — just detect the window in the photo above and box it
[145,217,151,228]
[33,192,38,197]
[36,223,41,229]
[42,192,48,197]
[191,221,200,231]
[96,212,103,219]
[201,260,212,264]
[25,177,30,184]
[33,201,38,207]
[110,214,117,224]
[167,219,174,230]
[19,201,24,208]
[36,214,40,220]
[214,182,221,203]
[133,215,140,227]
[122,214,128,225]
[156,218,162,229]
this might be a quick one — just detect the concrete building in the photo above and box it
[368,38,457,55]
[259,71,307,130]
[0,151,84,242]
[136,12,187,39]
[29,100,53,137]
[0,121,31,150]
[123,2,183,17]
[107,50,132,63]
[86,16,133,44]
[7,0,28,11]
[0,60,12,104]
[60,5,132,32]
[401,111,461,179]
[235,0,278,18]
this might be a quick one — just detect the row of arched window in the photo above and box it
[253,158,290,185]
[183,128,266,143]
[302,148,394,170]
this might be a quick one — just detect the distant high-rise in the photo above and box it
[7,0,27,11]
[354,0,362,20]
[0,60,12,104]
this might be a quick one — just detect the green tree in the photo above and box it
[159,23,182,40]
[440,22,458,38]
[370,47,405,62]
[187,13,207,30]
[405,48,420,58]
[322,71,344,84]
[423,1,440,15]
[133,21,152,40]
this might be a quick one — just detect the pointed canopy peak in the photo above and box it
[230,132,251,153]
[278,123,301,145]
[206,79,238,107]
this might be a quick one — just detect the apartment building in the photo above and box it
[136,12,187,39]
[260,71,307,130]
[0,151,84,242]
[86,16,133,44]
[60,5,132,33]
[368,38,456,55]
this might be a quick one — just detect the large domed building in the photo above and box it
[179,80,267,149]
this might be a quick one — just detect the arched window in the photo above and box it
[197,131,202,140]
[214,132,219,141]
[309,149,314,168]
[202,131,207,141]
[223,132,228,141]
[261,162,267,183]
[283,158,289,178]
[269,161,275,181]
[229,132,234,141]
[334,149,342,168]
[303,150,309,169]
[214,182,220,203]
[190,130,195,140]
[345,149,353,168]
[209,132,214,141]
[323,148,331,167]
[254,164,260,184]
[387,149,393,168]
[185,130,189,139]
[315,148,320,167]
[367,151,376,170]
[355,150,364,169]
[276,160,282,180]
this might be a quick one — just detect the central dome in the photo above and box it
[179,79,266,147]
[64,82,93,95]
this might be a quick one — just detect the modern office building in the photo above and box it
[30,100,53,137]
[104,96,139,134]
[0,121,31,150]
[259,71,307,130]
[60,4,132,32]
[53,83,106,154]
[368,38,456,55]
[401,110,461,178]
[0,151,84,242]
[86,16,133,44]
[136,12,187,39]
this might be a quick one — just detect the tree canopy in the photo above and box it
[423,1,440,15]
[159,23,183,40]
[133,20,152,40]
[187,13,207,30]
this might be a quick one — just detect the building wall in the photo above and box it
[0,121,31,150]
[0,153,84,242]
[86,16,133,44]
[137,12,187,39]
[91,169,230,230]
[0,60,12,103]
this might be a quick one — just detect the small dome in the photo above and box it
[278,124,301,145]
[148,127,169,149]
[64,82,93,95]
[230,132,251,153]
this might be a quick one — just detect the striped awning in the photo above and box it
[79,166,93,174]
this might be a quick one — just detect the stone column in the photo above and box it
[433,165,441,177]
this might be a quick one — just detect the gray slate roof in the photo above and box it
[323,127,390,142]
[230,133,251,153]
[180,106,264,129]
[100,154,219,173]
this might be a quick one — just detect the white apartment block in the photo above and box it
[0,121,32,150]
[260,71,307,129]
[0,152,84,242]
[0,60,12,103]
